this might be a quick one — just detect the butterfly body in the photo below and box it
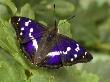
[31,29,58,65]
[11,16,93,69]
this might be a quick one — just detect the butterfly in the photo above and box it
[11,16,93,69]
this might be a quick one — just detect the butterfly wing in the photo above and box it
[11,16,47,43]
[11,16,47,60]
[39,44,63,68]
[58,35,93,66]
[40,34,93,68]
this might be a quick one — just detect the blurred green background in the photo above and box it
[0,0,110,82]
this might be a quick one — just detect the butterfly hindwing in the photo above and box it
[38,42,63,68]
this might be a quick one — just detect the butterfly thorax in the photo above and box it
[32,27,58,65]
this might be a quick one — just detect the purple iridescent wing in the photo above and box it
[41,34,93,68]
[11,16,46,59]
[11,16,46,43]
[39,44,63,68]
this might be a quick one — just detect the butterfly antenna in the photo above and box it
[58,15,75,27]
[67,15,75,21]
[54,4,57,28]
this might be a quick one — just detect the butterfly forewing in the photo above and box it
[11,16,47,60]
[11,16,46,43]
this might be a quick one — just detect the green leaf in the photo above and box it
[98,17,110,43]
[52,0,75,16]
[58,20,72,38]
[20,3,35,19]
[24,66,98,82]
[79,0,94,10]
[83,53,110,82]
[0,20,18,53]
[38,20,47,26]
[0,4,10,20]
[0,49,26,82]
[96,0,106,6]
[0,20,28,68]
[0,0,17,15]
[80,71,99,82]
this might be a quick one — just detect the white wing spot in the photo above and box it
[71,58,74,61]
[47,51,60,56]
[29,28,34,38]
[63,51,67,54]
[85,52,87,55]
[62,47,71,54]
[28,27,38,51]
[18,18,21,21]
[67,47,71,51]
[32,39,38,51]
[20,27,24,35]
[30,28,33,32]
[75,44,80,52]
[74,54,77,58]
[20,32,22,35]
[29,33,33,37]
[83,56,84,58]
[25,20,31,26]
[47,47,71,56]
[21,27,24,30]
[59,51,62,54]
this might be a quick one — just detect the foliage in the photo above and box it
[0,0,110,82]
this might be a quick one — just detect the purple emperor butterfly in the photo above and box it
[11,16,93,69]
